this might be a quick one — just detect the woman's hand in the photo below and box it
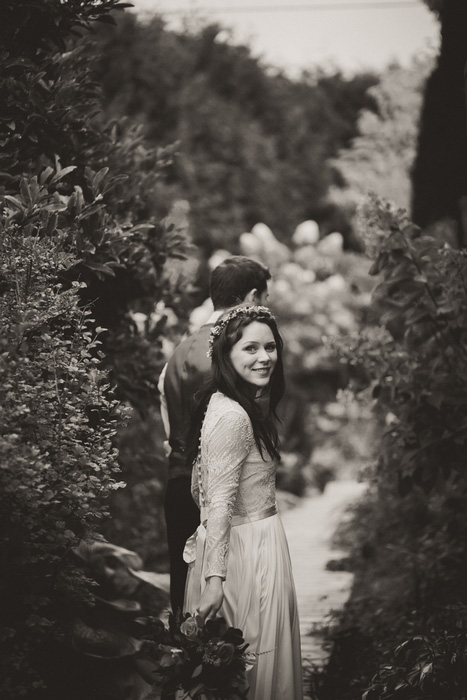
[197,576,224,620]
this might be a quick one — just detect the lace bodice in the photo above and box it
[191,392,277,580]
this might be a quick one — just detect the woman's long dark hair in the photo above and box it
[187,307,285,466]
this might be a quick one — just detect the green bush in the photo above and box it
[340,192,467,496]
[0,0,130,180]
[364,606,467,699]
[0,182,127,697]
[318,192,467,699]
[0,2,194,696]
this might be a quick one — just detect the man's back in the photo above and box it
[164,323,213,478]
[162,323,213,614]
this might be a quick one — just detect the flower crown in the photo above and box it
[207,305,275,358]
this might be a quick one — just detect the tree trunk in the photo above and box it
[411,0,467,246]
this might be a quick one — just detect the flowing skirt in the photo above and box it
[184,513,303,700]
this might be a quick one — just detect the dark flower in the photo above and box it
[180,615,199,639]
[216,642,235,665]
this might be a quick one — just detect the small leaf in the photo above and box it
[4,195,23,209]
[50,165,77,184]
[129,223,156,234]
[102,174,129,195]
[83,262,115,277]
[92,167,109,193]
[39,166,54,184]
[420,662,432,680]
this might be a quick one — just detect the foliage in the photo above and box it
[104,408,169,570]
[0,0,130,180]
[0,0,130,53]
[56,539,168,700]
[1,0,194,413]
[337,192,467,496]
[1,0,196,599]
[0,166,186,696]
[363,607,467,699]
[0,2,194,697]
[87,12,378,252]
[315,191,467,699]
[0,182,127,698]
[72,192,193,411]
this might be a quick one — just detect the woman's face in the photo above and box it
[229,321,278,392]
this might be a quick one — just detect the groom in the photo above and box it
[159,255,271,615]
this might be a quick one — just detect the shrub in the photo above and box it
[0,2,193,696]
[364,606,467,699]
[0,180,127,697]
[334,192,467,497]
[319,192,467,699]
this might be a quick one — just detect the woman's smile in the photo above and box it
[252,366,271,375]
[229,321,278,388]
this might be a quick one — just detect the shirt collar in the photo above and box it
[205,309,225,325]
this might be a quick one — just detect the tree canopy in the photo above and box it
[86,13,378,253]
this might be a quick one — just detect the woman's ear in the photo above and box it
[243,288,259,304]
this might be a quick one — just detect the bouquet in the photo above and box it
[140,612,256,699]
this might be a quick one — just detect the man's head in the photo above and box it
[209,256,271,311]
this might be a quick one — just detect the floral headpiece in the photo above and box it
[207,305,275,358]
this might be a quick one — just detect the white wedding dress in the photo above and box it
[184,392,303,700]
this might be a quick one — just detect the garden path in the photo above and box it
[279,480,367,694]
[156,480,367,695]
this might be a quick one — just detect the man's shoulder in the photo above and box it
[170,324,212,357]
[166,324,213,377]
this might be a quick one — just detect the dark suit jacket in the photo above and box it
[163,323,213,479]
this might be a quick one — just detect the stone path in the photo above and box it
[279,480,367,692]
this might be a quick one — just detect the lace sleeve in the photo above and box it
[204,409,254,580]
[191,456,200,507]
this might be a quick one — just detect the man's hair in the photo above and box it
[209,256,271,310]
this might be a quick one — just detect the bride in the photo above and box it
[183,305,303,700]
